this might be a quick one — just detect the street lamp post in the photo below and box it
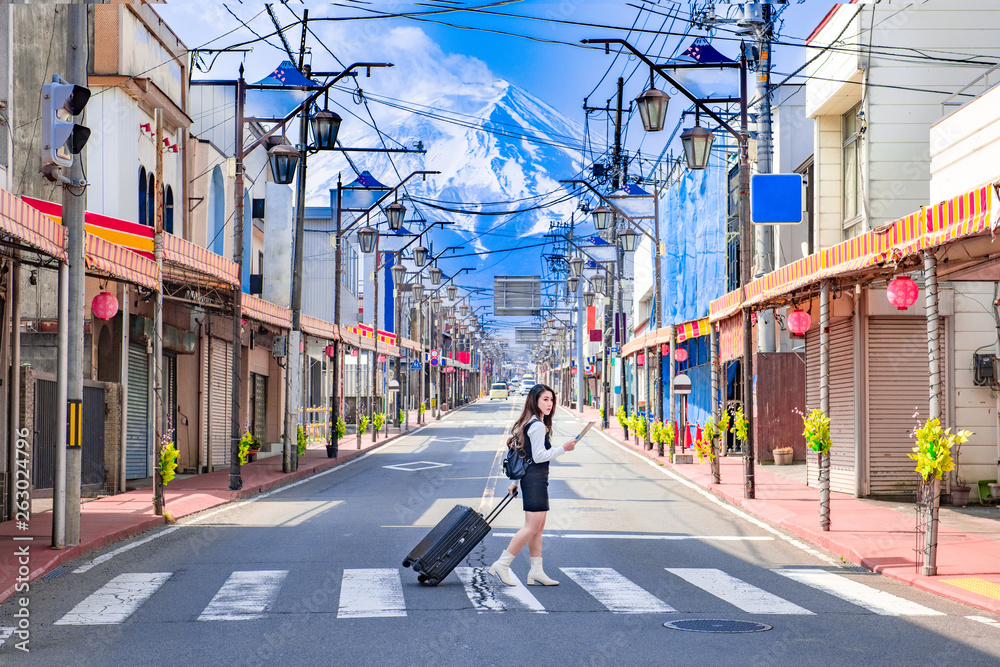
[231,61,393,477]
[583,37,754,498]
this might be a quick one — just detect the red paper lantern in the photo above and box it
[91,292,119,321]
[661,343,669,356]
[378,354,387,363]
[786,309,811,336]
[674,347,688,363]
[324,344,335,358]
[637,352,645,366]
[886,275,919,310]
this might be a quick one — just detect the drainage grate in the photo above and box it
[40,566,72,579]
[664,619,772,633]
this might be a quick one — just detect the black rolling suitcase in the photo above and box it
[402,493,516,586]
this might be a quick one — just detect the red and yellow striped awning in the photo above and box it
[85,234,159,290]
[23,196,239,288]
[677,317,711,343]
[710,184,994,321]
[0,189,67,260]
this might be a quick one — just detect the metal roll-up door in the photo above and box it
[828,320,855,493]
[126,345,150,480]
[867,317,947,496]
[208,337,232,468]
[804,320,855,493]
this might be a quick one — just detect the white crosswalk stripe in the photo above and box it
[47,565,951,624]
[338,568,407,618]
[666,568,814,615]
[773,568,945,616]
[560,567,674,614]
[198,570,288,621]
[54,573,172,625]
[454,567,546,613]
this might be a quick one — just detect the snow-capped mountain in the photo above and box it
[305,79,587,288]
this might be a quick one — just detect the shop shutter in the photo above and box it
[804,320,855,493]
[867,317,947,496]
[126,345,150,479]
[208,337,232,468]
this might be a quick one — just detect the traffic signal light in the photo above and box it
[41,80,91,169]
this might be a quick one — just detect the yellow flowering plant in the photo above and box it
[238,430,254,465]
[159,441,179,486]
[695,416,718,464]
[733,406,748,443]
[615,405,628,430]
[297,425,307,456]
[651,420,675,449]
[908,418,972,482]
[802,408,832,455]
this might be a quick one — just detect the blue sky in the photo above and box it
[160,1,839,160]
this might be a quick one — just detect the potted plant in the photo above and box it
[773,446,794,465]
[908,417,972,506]
[650,420,675,458]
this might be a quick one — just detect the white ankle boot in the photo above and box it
[526,557,559,586]
[488,550,518,586]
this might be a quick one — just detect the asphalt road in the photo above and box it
[3,399,1000,666]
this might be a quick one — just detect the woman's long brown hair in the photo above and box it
[507,384,555,451]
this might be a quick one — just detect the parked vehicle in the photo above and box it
[490,382,509,400]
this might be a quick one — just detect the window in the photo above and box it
[249,373,267,444]
[147,172,156,227]
[138,167,147,226]
[842,102,864,238]
[726,164,741,290]
[164,186,174,235]
[258,251,264,274]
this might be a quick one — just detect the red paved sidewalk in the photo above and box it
[0,410,453,606]
[563,402,1000,615]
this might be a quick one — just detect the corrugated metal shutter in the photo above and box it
[867,317,947,496]
[126,345,150,480]
[208,337,232,469]
[251,372,267,444]
[804,320,855,493]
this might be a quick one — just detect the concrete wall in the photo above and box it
[806,0,1000,247]
[930,82,1000,202]
[950,281,999,494]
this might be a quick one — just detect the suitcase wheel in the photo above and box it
[402,558,412,568]
[418,574,439,587]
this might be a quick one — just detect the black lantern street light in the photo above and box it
[447,285,458,301]
[568,257,584,278]
[430,266,443,285]
[413,246,428,267]
[357,225,378,254]
[583,291,596,308]
[310,109,342,150]
[583,36,754,498]
[680,116,715,171]
[391,263,407,286]
[410,281,425,301]
[267,144,300,185]
[386,200,406,231]
[431,296,442,314]
[618,228,639,253]
[591,273,606,294]
[592,205,612,231]
[634,84,670,132]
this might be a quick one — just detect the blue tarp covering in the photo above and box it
[659,161,727,326]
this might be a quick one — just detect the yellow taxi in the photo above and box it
[489,382,509,400]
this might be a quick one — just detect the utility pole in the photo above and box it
[612,77,625,189]
[153,108,165,515]
[328,174,343,458]
[230,66,246,491]
[64,1,88,545]
[754,2,776,353]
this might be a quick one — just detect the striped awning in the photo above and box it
[710,184,994,319]
[719,315,743,363]
[85,234,159,290]
[0,189,67,260]
[677,317,711,343]
[23,196,239,288]
[243,294,292,329]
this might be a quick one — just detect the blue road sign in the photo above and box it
[751,173,802,224]
[610,347,619,354]
[410,360,421,370]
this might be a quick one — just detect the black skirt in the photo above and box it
[520,461,550,512]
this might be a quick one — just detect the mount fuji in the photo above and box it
[304,78,590,295]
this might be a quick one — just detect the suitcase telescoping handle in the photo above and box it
[484,491,517,525]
